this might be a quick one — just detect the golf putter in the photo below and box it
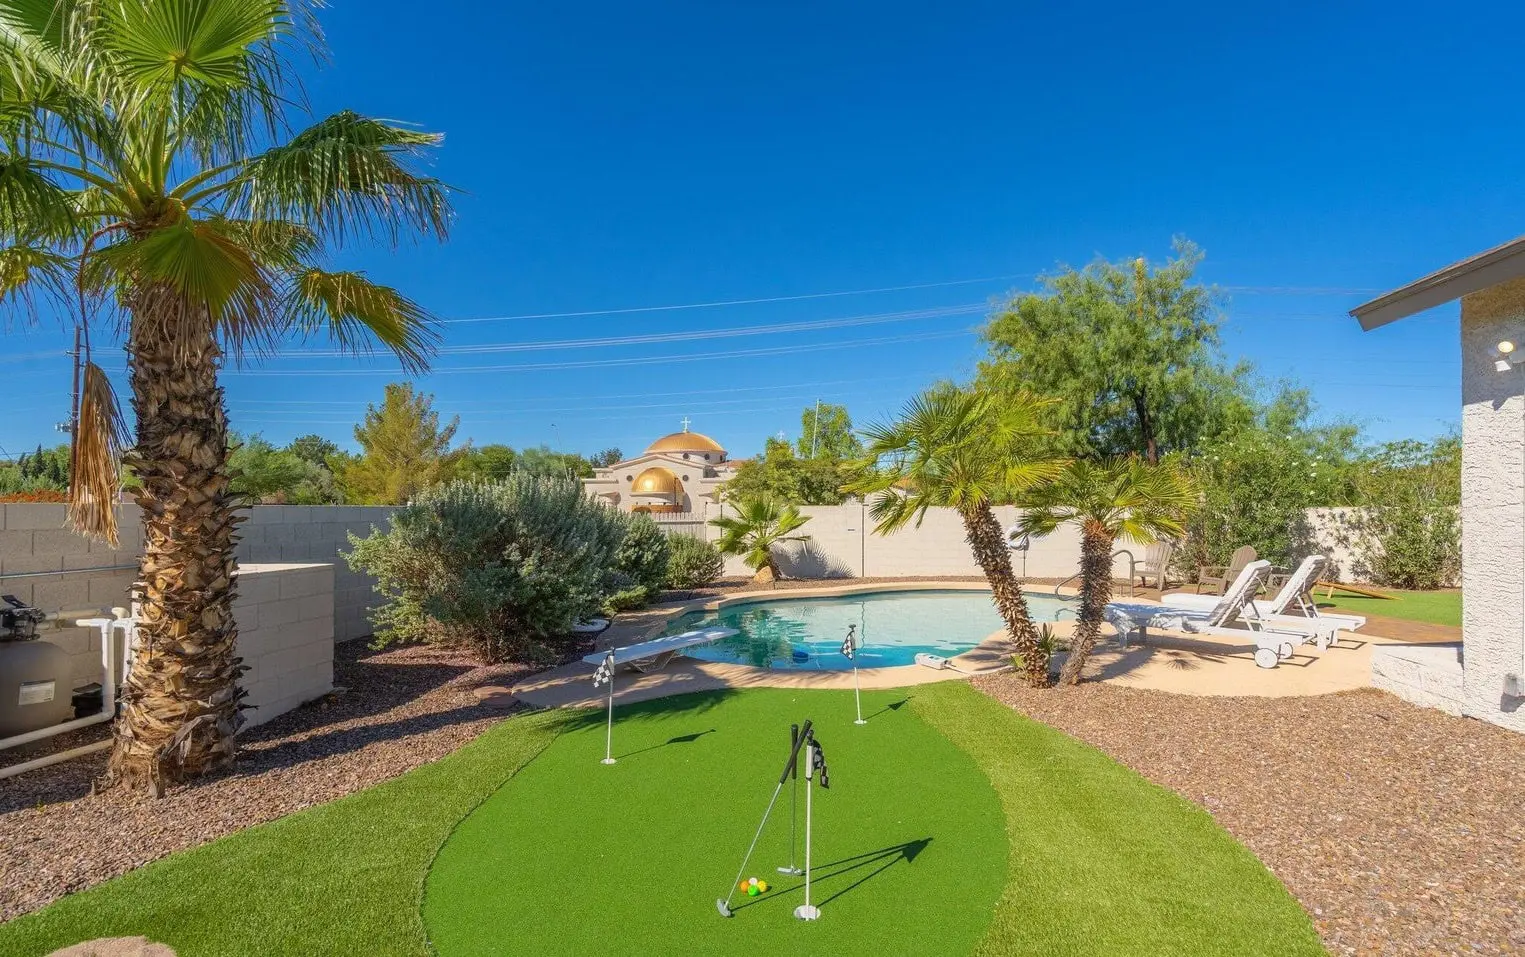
[778,723,803,875]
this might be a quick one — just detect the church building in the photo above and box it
[581,421,739,513]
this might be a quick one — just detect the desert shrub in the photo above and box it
[1349,438,1461,589]
[609,514,670,610]
[345,475,626,663]
[665,534,725,589]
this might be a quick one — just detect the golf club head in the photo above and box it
[776,865,803,875]
[716,899,732,918]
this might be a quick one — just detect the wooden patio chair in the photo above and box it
[1195,544,1257,595]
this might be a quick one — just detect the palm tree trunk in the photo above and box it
[1059,522,1113,686]
[103,295,245,795]
[959,503,1048,686]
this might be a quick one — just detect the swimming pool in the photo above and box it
[660,589,1071,670]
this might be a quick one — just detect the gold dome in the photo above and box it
[646,430,725,455]
[630,467,680,497]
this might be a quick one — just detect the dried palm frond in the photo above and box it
[68,361,130,546]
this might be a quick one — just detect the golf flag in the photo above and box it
[840,625,857,659]
[810,736,830,789]
[592,652,614,687]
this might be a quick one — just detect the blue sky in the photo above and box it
[4,0,1523,460]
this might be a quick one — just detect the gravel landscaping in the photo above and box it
[0,640,535,922]
[973,676,1525,956]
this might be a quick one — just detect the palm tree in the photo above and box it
[0,2,450,793]
[1014,458,1196,685]
[846,386,1064,686]
[710,497,812,584]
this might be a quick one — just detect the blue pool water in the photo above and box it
[661,589,1070,670]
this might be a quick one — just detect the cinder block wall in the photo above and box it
[236,563,335,727]
[238,506,395,641]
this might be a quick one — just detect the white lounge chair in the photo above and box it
[581,626,739,674]
[1161,555,1366,647]
[1105,560,1324,669]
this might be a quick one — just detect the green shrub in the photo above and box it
[345,476,626,663]
[1350,438,1460,589]
[605,514,670,611]
[665,534,725,589]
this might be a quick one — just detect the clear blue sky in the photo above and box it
[5,0,1523,460]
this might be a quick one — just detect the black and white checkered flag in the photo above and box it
[592,652,614,687]
[840,625,857,660]
[811,737,830,789]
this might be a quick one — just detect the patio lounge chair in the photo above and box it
[1195,545,1257,595]
[581,626,739,674]
[1161,555,1367,647]
[1105,560,1324,669]
[1118,540,1174,593]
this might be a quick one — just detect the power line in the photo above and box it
[436,275,1024,324]
[270,303,982,359]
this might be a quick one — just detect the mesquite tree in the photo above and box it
[0,1,450,793]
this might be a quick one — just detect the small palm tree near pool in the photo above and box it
[847,386,1064,686]
[1014,457,1197,685]
[710,497,812,584]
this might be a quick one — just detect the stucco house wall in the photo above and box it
[1459,278,1525,732]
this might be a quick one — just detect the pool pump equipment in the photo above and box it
[0,595,73,739]
[716,720,831,921]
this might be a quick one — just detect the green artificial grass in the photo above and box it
[0,710,571,957]
[423,687,1007,957]
[910,683,1323,956]
[1322,587,1462,627]
[1,684,1322,957]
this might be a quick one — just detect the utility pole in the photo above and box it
[66,325,81,435]
[810,399,820,458]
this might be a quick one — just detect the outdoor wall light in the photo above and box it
[1491,339,1521,373]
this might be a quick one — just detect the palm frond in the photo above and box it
[0,153,83,242]
[217,111,451,245]
[283,268,437,374]
[0,238,71,317]
[67,360,128,545]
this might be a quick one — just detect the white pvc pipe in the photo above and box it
[0,739,111,781]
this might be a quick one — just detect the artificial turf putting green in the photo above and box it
[424,684,1322,957]
[423,687,1007,957]
[0,683,1322,957]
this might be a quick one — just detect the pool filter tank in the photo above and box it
[0,595,74,738]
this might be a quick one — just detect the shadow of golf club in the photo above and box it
[615,728,716,760]
[729,838,932,912]
[860,698,908,722]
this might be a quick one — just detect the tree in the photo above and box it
[339,383,464,504]
[590,447,624,468]
[710,497,812,584]
[797,403,861,460]
[229,434,310,503]
[0,1,450,791]
[1013,458,1196,685]
[0,444,70,494]
[515,445,593,478]
[456,444,519,482]
[845,386,1064,686]
[979,239,1249,463]
[723,437,854,505]
[287,434,339,468]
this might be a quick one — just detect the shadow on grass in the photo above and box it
[730,838,933,912]
[616,728,717,760]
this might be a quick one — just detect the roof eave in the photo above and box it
[1352,235,1525,330]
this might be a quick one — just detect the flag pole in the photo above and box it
[852,664,865,725]
[600,651,617,765]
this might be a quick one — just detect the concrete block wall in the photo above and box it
[235,563,335,727]
[237,505,395,641]
[694,501,1118,582]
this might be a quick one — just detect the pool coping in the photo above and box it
[509,580,1084,708]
